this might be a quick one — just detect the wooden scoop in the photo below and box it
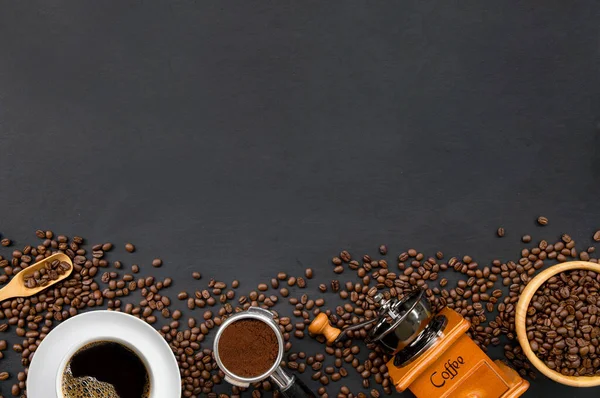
[0,253,73,302]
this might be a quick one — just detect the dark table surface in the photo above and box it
[1,1,600,397]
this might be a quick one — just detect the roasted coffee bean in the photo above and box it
[497,227,505,237]
[340,251,351,262]
[152,258,162,267]
[331,280,340,292]
[125,243,135,252]
[258,283,268,291]
[537,216,548,226]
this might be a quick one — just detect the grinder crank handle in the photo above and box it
[309,313,377,344]
[270,366,316,398]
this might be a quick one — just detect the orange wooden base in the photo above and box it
[388,307,529,398]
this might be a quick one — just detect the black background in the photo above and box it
[1,1,600,397]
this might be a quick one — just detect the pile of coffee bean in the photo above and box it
[526,269,600,376]
[0,223,599,397]
[22,259,71,289]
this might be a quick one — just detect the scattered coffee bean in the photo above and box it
[537,216,548,226]
[125,243,135,252]
[152,258,162,267]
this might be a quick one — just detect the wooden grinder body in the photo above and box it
[388,307,529,398]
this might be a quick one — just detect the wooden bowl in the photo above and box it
[515,261,600,387]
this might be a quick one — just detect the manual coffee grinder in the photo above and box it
[309,288,529,398]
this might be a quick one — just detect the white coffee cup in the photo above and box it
[55,337,154,398]
[28,311,181,398]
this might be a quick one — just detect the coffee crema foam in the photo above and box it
[61,342,151,398]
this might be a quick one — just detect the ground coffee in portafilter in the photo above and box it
[218,319,279,378]
[62,341,150,398]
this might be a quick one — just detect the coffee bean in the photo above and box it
[125,243,136,252]
[594,230,600,242]
[497,227,505,237]
[561,234,572,244]
[537,216,548,225]
[0,238,11,246]
[152,258,162,267]
[340,251,351,262]
[379,245,388,255]
[522,235,531,243]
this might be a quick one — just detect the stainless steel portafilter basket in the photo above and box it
[213,307,316,398]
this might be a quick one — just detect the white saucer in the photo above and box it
[28,310,181,398]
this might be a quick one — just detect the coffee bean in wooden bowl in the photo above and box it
[515,261,600,387]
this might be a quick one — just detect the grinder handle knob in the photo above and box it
[308,313,342,344]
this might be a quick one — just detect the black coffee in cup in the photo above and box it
[62,341,150,398]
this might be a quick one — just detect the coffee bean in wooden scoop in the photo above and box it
[0,253,73,302]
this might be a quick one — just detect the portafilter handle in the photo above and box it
[270,367,316,398]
